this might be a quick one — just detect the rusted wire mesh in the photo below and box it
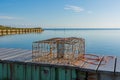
[32,37,85,64]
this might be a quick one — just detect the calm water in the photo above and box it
[0,29,120,56]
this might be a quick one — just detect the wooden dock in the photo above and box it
[0,48,120,80]
[0,48,32,62]
[0,48,119,73]
[0,28,43,36]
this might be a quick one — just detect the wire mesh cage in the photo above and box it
[32,37,85,64]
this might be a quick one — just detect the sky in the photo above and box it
[0,0,120,28]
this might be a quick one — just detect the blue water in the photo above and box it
[0,29,120,56]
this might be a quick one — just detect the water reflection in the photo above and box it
[0,30,120,56]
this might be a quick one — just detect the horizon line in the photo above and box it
[43,27,120,30]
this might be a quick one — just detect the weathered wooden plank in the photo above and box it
[16,53,32,61]
[2,50,30,60]
[25,59,32,62]
[24,54,33,62]
[0,48,20,56]
[115,57,120,73]
[0,48,14,51]
[0,48,7,51]
[25,54,36,62]
[9,51,32,61]
[72,60,86,68]
[81,56,103,71]
[0,49,26,59]
[0,48,15,53]
[97,56,115,72]
[17,55,32,62]
[9,51,32,60]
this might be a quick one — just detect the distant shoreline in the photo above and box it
[0,25,43,36]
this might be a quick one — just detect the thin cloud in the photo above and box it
[0,16,23,20]
[64,5,84,13]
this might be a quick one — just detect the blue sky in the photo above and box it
[0,0,120,28]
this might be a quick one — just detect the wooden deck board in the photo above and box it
[9,51,32,60]
[21,54,32,61]
[0,48,14,51]
[2,50,31,60]
[97,56,115,72]
[0,48,20,56]
[0,48,15,53]
[73,60,86,67]
[81,56,103,71]
[0,48,7,51]
[0,49,27,59]
[115,57,120,73]
[9,51,32,61]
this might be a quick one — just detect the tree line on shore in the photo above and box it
[0,25,43,30]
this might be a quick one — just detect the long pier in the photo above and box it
[0,28,43,36]
[0,48,120,80]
